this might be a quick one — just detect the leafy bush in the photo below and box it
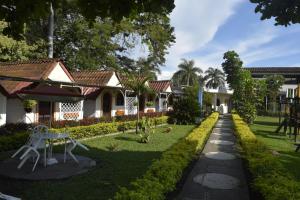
[169,87,201,124]
[232,114,300,200]
[114,112,219,200]
[0,131,29,152]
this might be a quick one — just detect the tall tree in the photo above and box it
[222,51,243,89]
[172,59,202,86]
[265,74,285,112]
[25,9,174,71]
[204,67,225,89]
[121,71,152,133]
[250,0,300,26]
[0,0,175,38]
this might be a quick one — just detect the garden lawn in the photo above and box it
[250,116,300,181]
[0,124,194,200]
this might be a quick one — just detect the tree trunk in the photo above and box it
[187,74,190,86]
[48,2,54,58]
[136,92,140,134]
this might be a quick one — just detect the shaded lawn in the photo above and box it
[0,124,194,200]
[250,116,300,180]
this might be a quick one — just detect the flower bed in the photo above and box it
[0,116,168,152]
[114,112,219,200]
[232,114,300,200]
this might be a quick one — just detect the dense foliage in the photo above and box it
[0,21,45,61]
[222,51,266,123]
[250,0,300,26]
[169,86,201,124]
[232,114,300,200]
[114,112,219,200]
[0,0,175,38]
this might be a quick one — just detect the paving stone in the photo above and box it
[210,140,234,145]
[193,173,240,189]
[212,132,232,136]
[205,152,236,160]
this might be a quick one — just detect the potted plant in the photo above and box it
[146,101,154,107]
[23,99,37,113]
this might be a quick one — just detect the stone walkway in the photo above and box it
[177,114,250,200]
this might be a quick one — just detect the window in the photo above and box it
[116,92,124,106]
[216,99,220,106]
[287,88,294,98]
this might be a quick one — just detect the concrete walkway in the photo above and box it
[177,114,250,200]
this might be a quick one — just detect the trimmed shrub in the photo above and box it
[0,131,29,152]
[114,112,219,200]
[232,114,300,200]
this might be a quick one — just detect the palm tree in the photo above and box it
[121,71,152,134]
[172,59,202,86]
[204,67,225,89]
[204,67,225,111]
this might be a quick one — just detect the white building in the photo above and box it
[0,59,173,126]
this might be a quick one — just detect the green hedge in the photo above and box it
[0,116,168,152]
[232,114,300,200]
[114,112,219,200]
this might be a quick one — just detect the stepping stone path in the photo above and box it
[178,114,250,200]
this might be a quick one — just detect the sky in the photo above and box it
[157,0,300,80]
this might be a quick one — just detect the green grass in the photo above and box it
[0,124,194,200]
[250,116,300,180]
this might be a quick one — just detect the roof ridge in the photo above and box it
[0,58,61,66]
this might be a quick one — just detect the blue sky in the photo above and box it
[158,0,300,79]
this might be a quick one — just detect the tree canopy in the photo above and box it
[204,67,225,89]
[0,0,175,38]
[221,50,243,89]
[172,59,202,87]
[250,0,300,26]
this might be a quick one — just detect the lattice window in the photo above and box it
[126,97,136,115]
[61,102,82,120]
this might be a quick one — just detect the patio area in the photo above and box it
[0,154,96,180]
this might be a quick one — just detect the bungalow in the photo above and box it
[0,59,85,125]
[0,59,174,126]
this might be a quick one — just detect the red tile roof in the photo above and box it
[0,59,74,95]
[149,80,171,93]
[72,71,114,87]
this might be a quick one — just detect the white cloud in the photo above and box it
[159,0,243,79]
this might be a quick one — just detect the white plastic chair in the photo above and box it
[0,192,21,200]
[64,138,89,163]
[11,125,49,171]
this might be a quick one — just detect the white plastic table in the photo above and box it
[41,133,69,166]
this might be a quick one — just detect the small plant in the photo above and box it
[164,127,172,133]
[107,142,120,152]
[138,117,155,143]
[146,101,154,107]
[23,99,37,113]
[139,132,150,143]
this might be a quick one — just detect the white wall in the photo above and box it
[211,93,231,114]
[48,63,72,83]
[107,72,122,87]
[0,93,7,126]
[6,98,37,124]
